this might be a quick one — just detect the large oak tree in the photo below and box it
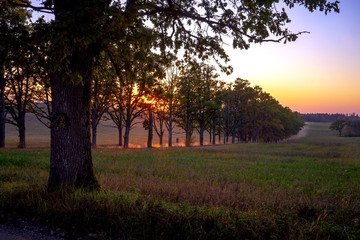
[5,0,339,190]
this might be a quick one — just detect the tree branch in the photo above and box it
[6,0,54,14]
[144,5,309,44]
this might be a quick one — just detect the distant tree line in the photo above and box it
[301,113,360,123]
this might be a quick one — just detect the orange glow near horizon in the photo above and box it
[104,141,220,149]
[221,41,360,114]
[259,75,360,115]
[219,1,360,115]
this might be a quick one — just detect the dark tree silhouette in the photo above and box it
[329,119,347,136]
[91,53,115,148]
[0,2,30,147]
[3,17,36,148]
[5,0,339,190]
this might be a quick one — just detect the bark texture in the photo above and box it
[199,125,204,146]
[147,109,153,148]
[91,123,97,148]
[0,72,5,148]
[18,116,25,148]
[167,102,173,147]
[49,70,98,190]
[91,106,101,148]
[124,123,131,148]
[47,0,108,190]
[118,126,122,146]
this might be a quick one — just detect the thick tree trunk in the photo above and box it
[199,123,204,146]
[231,129,236,144]
[91,107,98,148]
[91,123,97,148]
[168,118,173,147]
[147,109,153,148]
[0,71,5,148]
[18,116,26,148]
[209,129,211,143]
[124,122,131,148]
[48,71,98,190]
[168,104,173,147]
[185,120,191,147]
[159,133,163,147]
[0,110,4,148]
[118,125,123,146]
[211,119,216,145]
[218,124,221,144]
[47,0,109,190]
[212,126,216,145]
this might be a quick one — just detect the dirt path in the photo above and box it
[0,221,64,240]
[287,123,310,141]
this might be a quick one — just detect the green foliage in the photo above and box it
[329,119,347,136]
[220,78,304,143]
[8,0,340,84]
[106,27,167,148]
[174,60,221,145]
[164,62,304,145]
[0,4,43,148]
[331,120,360,137]
[3,0,340,190]
[90,51,117,134]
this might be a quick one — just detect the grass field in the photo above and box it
[0,122,360,239]
[4,114,204,148]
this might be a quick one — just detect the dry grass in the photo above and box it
[1,122,360,239]
[92,148,360,214]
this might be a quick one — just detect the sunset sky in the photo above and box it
[220,1,360,115]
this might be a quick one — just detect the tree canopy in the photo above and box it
[3,0,340,190]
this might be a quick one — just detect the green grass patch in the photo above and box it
[1,123,360,239]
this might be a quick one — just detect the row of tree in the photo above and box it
[1,3,303,149]
[1,21,304,148]
[1,0,338,190]
[153,62,305,147]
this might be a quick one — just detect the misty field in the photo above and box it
[1,123,360,239]
[4,114,197,148]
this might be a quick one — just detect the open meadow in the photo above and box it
[0,122,360,239]
[4,114,203,148]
